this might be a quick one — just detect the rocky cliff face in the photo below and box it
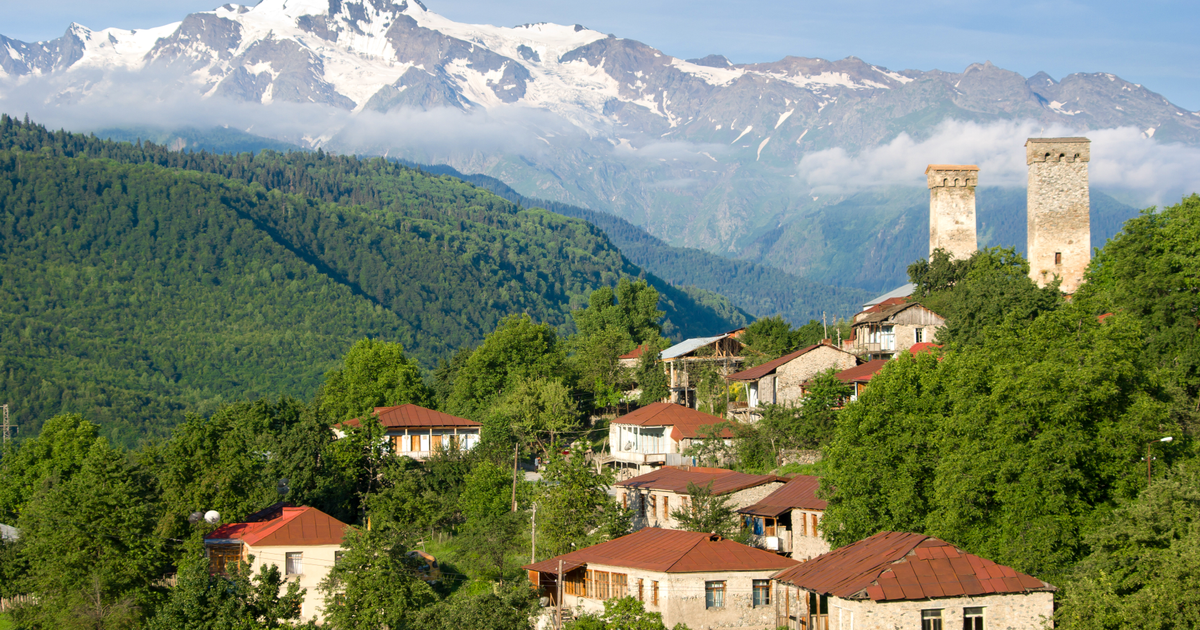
[1,0,1190,287]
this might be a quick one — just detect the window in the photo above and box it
[1054,252,1063,265]
[649,495,657,518]
[922,609,943,630]
[611,573,628,599]
[753,580,770,606]
[705,581,725,609]
[622,492,628,509]
[799,512,807,537]
[662,496,669,521]
[651,580,659,606]
[637,578,644,602]
[915,328,924,344]
[808,592,829,628]
[285,552,303,576]
[593,571,610,600]
[963,607,985,630]
[752,516,764,536]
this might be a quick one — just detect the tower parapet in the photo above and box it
[926,164,979,259]
[1025,138,1090,294]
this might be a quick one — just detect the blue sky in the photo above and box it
[7,0,1198,110]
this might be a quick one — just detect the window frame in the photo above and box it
[963,606,985,630]
[921,608,944,630]
[752,579,771,607]
[284,551,303,576]
[705,580,726,609]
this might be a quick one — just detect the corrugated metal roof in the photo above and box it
[523,527,799,574]
[0,523,18,542]
[833,360,889,385]
[343,404,480,429]
[661,335,726,360]
[772,531,1055,601]
[855,302,920,325]
[726,345,818,382]
[611,403,731,438]
[862,283,915,309]
[738,475,825,516]
[205,505,348,547]
[615,466,786,495]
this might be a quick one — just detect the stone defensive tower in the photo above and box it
[926,164,979,259]
[1026,137,1090,294]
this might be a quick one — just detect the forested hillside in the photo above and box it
[413,163,872,323]
[0,116,748,445]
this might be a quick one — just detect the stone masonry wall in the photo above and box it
[773,345,858,406]
[1027,138,1090,294]
[624,481,786,531]
[789,508,830,561]
[822,590,1055,630]
[927,165,979,260]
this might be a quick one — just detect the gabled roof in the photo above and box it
[832,360,889,385]
[738,475,825,517]
[661,335,727,360]
[727,344,852,382]
[611,403,732,439]
[862,284,915,310]
[615,466,786,495]
[772,531,1055,602]
[524,527,798,575]
[619,344,649,360]
[855,301,934,325]
[341,404,480,430]
[205,505,348,547]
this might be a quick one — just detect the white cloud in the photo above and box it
[796,118,1200,205]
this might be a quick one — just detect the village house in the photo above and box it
[737,475,829,560]
[807,359,889,403]
[617,343,650,369]
[615,466,787,530]
[661,329,745,408]
[844,302,945,361]
[336,403,481,460]
[771,531,1056,630]
[601,403,733,477]
[204,503,349,622]
[725,343,857,420]
[524,527,798,630]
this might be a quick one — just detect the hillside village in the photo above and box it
[0,122,1198,630]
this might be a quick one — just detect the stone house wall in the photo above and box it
[623,481,785,531]
[774,589,1054,630]
[559,564,783,630]
[772,346,858,406]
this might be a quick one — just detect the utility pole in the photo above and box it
[556,559,566,628]
[1,404,11,446]
[530,503,537,564]
[511,441,520,512]
[822,311,828,341]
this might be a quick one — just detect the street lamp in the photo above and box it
[1148,436,1174,483]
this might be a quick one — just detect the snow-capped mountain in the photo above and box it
[2,0,1198,289]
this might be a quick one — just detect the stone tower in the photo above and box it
[926,164,979,259]
[1025,137,1090,294]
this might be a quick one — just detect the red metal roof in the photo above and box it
[611,403,731,439]
[833,360,890,385]
[342,404,480,430]
[726,344,852,382]
[615,466,786,495]
[619,344,649,360]
[907,342,942,355]
[772,531,1055,601]
[738,475,826,516]
[524,527,799,574]
[205,505,348,547]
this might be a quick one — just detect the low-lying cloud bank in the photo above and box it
[796,119,1200,206]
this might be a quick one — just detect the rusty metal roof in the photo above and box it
[726,344,852,382]
[611,403,731,439]
[907,342,942,355]
[772,531,1055,601]
[524,527,799,575]
[343,404,480,430]
[205,505,348,547]
[738,475,826,516]
[619,344,649,360]
[833,360,890,385]
[615,466,786,495]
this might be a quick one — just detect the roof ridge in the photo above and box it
[662,530,710,572]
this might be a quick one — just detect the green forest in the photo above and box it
[0,115,749,445]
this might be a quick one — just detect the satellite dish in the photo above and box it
[204,510,220,524]
[187,511,204,524]
[277,478,290,496]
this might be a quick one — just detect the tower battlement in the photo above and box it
[926,164,979,259]
[1026,137,1091,294]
